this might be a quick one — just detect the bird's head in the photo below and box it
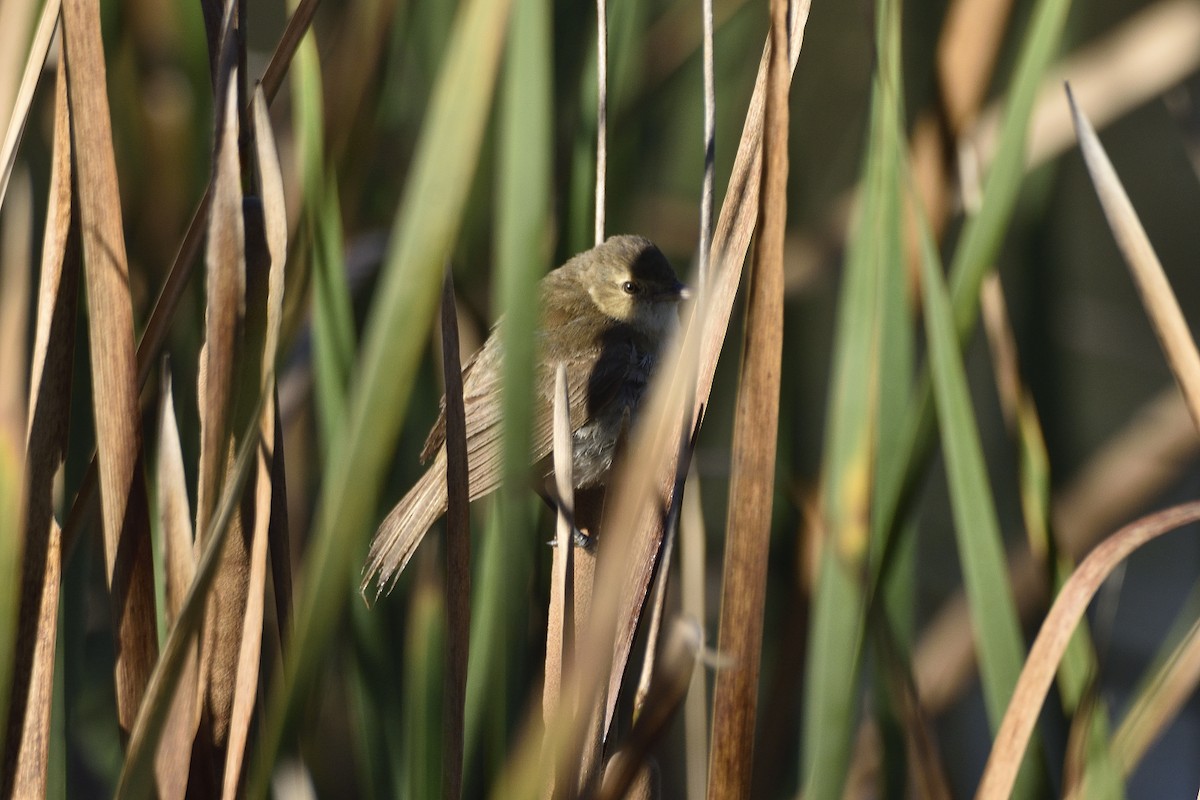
[581,235,688,337]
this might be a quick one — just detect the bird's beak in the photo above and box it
[675,282,691,301]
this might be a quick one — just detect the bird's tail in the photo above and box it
[361,453,449,602]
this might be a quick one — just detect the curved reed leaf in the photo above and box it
[977,502,1200,799]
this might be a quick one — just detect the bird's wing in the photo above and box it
[419,322,638,496]
[419,345,486,463]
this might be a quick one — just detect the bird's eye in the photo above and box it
[621,281,640,295]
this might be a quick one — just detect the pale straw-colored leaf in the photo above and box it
[1067,85,1200,432]
[0,0,37,125]
[542,363,575,795]
[155,372,199,800]
[2,59,74,797]
[0,0,58,214]
[62,0,157,731]
[976,502,1200,799]
[697,0,715,290]
[548,368,575,679]
[197,65,249,758]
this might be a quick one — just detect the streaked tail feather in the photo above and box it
[361,454,449,602]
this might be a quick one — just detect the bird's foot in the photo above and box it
[547,526,597,552]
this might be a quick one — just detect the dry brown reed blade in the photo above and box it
[63,0,157,735]
[195,67,249,774]
[976,501,1200,799]
[439,268,470,800]
[219,86,289,799]
[2,56,76,798]
[59,0,322,565]
[706,0,789,792]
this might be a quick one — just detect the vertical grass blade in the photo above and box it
[62,0,158,733]
[802,0,901,794]
[706,0,787,793]
[945,0,1072,331]
[249,0,516,790]
[869,0,1074,597]
[917,215,1040,793]
[403,578,446,799]
[466,0,551,773]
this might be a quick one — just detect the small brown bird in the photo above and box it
[362,234,687,597]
